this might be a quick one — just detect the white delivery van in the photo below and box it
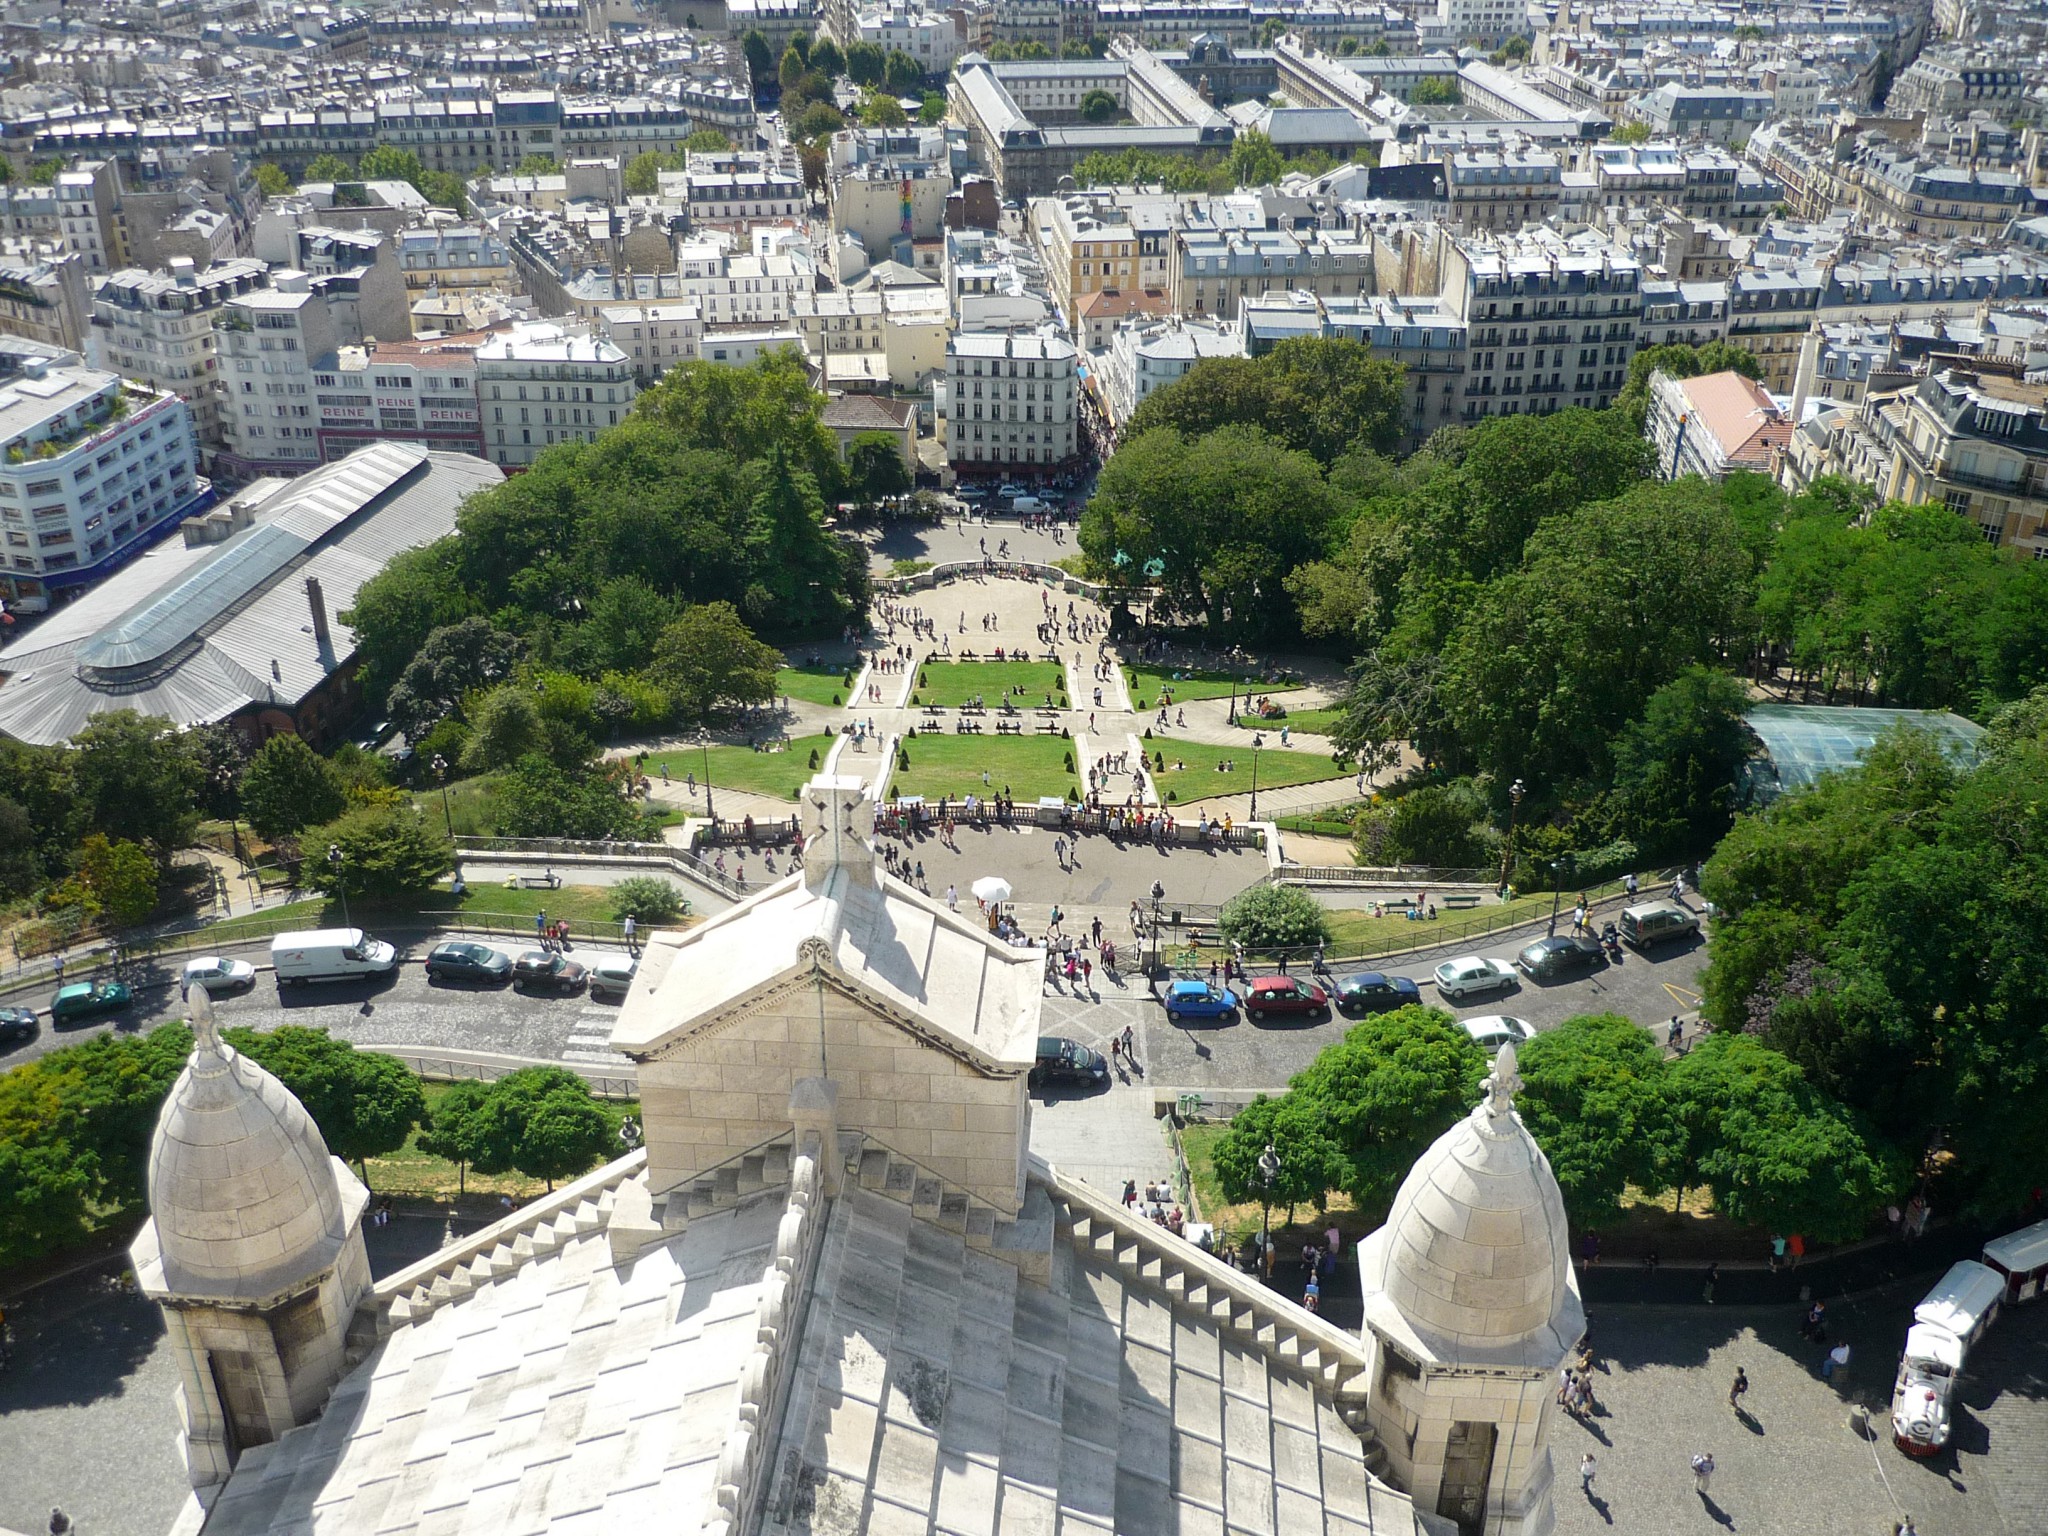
[270,928,400,985]
[1982,1217,2048,1306]
[1010,495,1050,515]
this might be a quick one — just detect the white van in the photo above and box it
[1010,494,1050,516]
[270,928,400,985]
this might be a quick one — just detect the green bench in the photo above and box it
[1441,894,1483,910]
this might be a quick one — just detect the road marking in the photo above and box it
[1663,982,1703,1009]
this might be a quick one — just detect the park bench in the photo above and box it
[510,872,562,890]
[1037,723,1063,735]
[996,720,1022,735]
[1037,708,1062,718]
[1442,894,1483,910]
[960,704,987,715]
[923,704,945,716]
[1379,897,1416,914]
[953,720,984,734]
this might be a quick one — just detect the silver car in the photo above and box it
[1461,1015,1536,1054]
[182,955,257,995]
[588,955,639,1001]
[1433,955,1517,1001]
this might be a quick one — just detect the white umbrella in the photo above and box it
[971,876,1013,904]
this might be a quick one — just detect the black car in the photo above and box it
[1334,972,1423,1015]
[1029,1035,1109,1090]
[0,1006,36,1045]
[1515,935,1606,982]
[424,940,513,986]
[514,950,589,994]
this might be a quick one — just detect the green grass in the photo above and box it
[1237,703,1346,736]
[1145,737,1354,803]
[888,733,1079,803]
[890,558,934,577]
[201,881,657,944]
[1125,664,1265,709]
[912,660,1066,708]
[776,664,854,707]
[644,733,839,800]
[1273,803,1370,839]
[363,1082,642,1202]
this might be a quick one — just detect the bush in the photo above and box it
[1379,779,1494,868]
[1064,752,1074,771]
[1218,884,1333,950]
[610,875,684,924]
[808,748,821,769]
[897,745,911,770]
[831,694,841,705]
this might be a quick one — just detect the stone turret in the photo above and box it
[131,988,371,1494]
[1357,1046,1585,1535]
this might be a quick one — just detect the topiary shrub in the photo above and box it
[1063,752,1074,771]
[919,671,929,687]
[910,694,920,706]
[1218,884,1333,951]
[897,745,911,770]
[807,748,820,769]
[1167,790,1178,802]
[1061,726,1070,738]
[1143,728,1153,739]
[831,694,841,705]
[1154,750,1165,769]
[610,875,683,924]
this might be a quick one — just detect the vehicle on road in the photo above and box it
[1334,972,1422,1015]
[181,956,257,995]
[1460,1015,1536,1053]
[588,955,639,1001]
[513,950,588,994]
[1163,978,1236,1021]
[1516,935,1606,982]
[1894,1259,2005,1456]
[1243,976,1328,1021]
[51,980,132,1022]
[1433,956,1517,1001]
[271,928,400,985]
[1619,901,1701,949]
[1030,1035,1109,1090]
[424,941,513,986]
[0,1006,36,1044]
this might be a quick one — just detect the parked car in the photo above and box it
[0,1006,37,1045]
[181,956,257,995]
[1461,1015,1536,1054]
[1163,978,1236,1021]
[1618,901,1701,949]
[51,979,131,1023]
[588,955,639,1001]
[1243,975,1329,1021]
[424,941,513,986]
[1433,956,1517,1001]
[1515,935,1606,982]
[1334,972,1422,1015]
[513,950,588,994]
[1030,1035,1109,1089]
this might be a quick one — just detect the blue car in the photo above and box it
[1335,971,1422,1015]
[1164,978,1237,1021]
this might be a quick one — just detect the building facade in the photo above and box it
[945,328,1079,477]
[91,258,272,453]
[476,323,637,470]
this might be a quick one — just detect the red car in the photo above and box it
[1243,975,1329,1021]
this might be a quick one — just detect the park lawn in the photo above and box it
[644,733,839,800]
[1237,703,1346,736]
[913,659,1066,708]
[1125,665,1266,709]
[1147,737,1354,804]
[201,881,668,945]
[888,732,1079,803]
[363,1081,641,1202]
[1179,1122,1361,1243]
[1273,803,1370,839]
[777,664,854,707]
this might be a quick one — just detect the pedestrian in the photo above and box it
[1120,1023,1135,1063]
[1557,1366,1574,1407]
[1703,1261,1719,1305]
[1886,1203,1903,1241]
[1770,1234,1787,1271]
[1788,1231,1805,1268]
[1691,1452,1714,1495]
[1802,1300,1827,1343]
[1109,1035,1121,1066]
[1303,1274,1320,1312]
[1581,1232,1600,1267]
[622,913,637,953]
[1081,956,1092,990]
[1668,1015,1684,1049]
[52,953,63,983]
[535,909,548,950]
[49,1509,71,1536]
[1728,1367,1748,1411]
[1579,1453,1597,1495]
[946,883,958,911]
[1823,1341,1850,1381]
[1122,1178,1137,1207]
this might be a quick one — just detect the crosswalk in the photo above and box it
[562,1004,633,1066]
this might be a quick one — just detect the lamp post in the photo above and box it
[1257,1141,1281,1281]
[328,843,351,932]
[431,753,454,837]
[215,764,242,869]
[1249,734,1263,822]
[1498,777,1524,896]
[1546,851,1574,938]
[1227,677,1238,726]
[699,733,717,825]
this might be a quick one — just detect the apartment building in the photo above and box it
[0,343,203,611]
[675,150,807,230]
[1627,84,1774,146]
[1441,232,1642,417]
[853,7,962,74]
[1091,314,1244,433]
[1443,147,1564,233]
[397,225,515,296]
[1864,367,2048,553]
[1029,194,1169,336]
[475,323,637,470]
[316,336,487,462]
[1646,368,1792,480]
[91,258,272,453]
[1856,152,2036,242]
[1172,224,1377,321]
[598,302,705,382]
[0,254,91,355]
[945,329,1079,476]
[217,277,338,479]
[1239,290,1468,451]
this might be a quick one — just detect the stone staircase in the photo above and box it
[652,1134,797,1230]
[840,1129,1058,1282]
[345,1150,646,1364]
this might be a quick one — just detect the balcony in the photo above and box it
[1937,463,2046,500]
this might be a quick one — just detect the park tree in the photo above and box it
[846,431,913,504]
[76,834,159,928]
[516,153,561,175]
[0,738,82,892]
[845,39,887,85]
[1605,667,1752,858]
[858,92,909,127]
[634,350,842,489]
[1514,1014,1671,1227]
[1373,779,1493,868]
[469,1067,617,1189]
[495,754,646,840]
[1124,336,1406,465]
[0,798,42,899]
[358,145,427,185]
[240,735,348,841]
[919,92,948,124]
[569,576,678,677]
[740,29,775,83]
[1614,340,1764,429]
[1217,882,1334,952]
[648,601,782,722]
[416,1080,493,1194]
[741,447,855,627]
[254,162,292,196]
[809,36,844,76]
[69,710,203,866]
[686,128,731,154]
[1209,1092,1349,1220]
[884,49,923,93]
[1412,77,1461,104]
[778,44,808,93]
[1228,129,1285,188]
[623,149,668,195]
[1079,88,1119,122]
[341,541,475,706]
[302,803,454,900]
[459,683,546,772]
[303,152,355,182]
[384,616,524,742]
[226,1026,428,1185]
[1611,120,1652,144]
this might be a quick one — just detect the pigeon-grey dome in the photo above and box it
[145,989,352,1301]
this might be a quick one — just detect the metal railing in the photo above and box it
[379,1052,638,1100]
[453,833,745,898]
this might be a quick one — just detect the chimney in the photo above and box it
[306,576,332,659]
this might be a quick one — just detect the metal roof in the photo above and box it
[1743,703,1985,799]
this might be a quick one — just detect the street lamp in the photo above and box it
[1257,1142,1281,1281]
[1498,777,1524,896]
[431,753,454,838]
[699,733,718,824]
[1547,851,1574,938]
[328,842,351,932]
[1249,734,1264,822]
[1227,677,1239,726]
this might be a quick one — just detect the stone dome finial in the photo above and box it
[145,1006,357,1302]
[1483,1043,1522,1119]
